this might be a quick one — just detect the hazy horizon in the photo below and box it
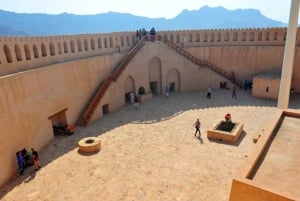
[0,0,294,23]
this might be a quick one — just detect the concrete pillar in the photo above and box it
[278,0,300,108]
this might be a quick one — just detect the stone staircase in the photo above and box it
[160,37,244,88]
[76,35,243,126]
[76,37,147,126]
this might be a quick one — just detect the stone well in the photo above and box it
[207,121,244,143]
[78,137,101,153]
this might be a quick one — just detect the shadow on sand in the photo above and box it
[1,90,299,198]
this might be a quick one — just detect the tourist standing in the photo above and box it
[130,92,134,104]
[134,95,139,109]
[193,119,201,137]
[206,86,212,99]
[136,30,140,42]
[31,148,41,171]
[232,85,237,99]
[165,84,170,98]
[16,151,24,175]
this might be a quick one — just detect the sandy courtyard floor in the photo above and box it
[1,89,299,201]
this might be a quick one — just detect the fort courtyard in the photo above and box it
[1,89,299,201]
[1,9,300,200]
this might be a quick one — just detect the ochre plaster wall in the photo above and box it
[252,75,281,100]
[0,52,124,186]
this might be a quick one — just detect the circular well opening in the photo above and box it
[85,139,95,144]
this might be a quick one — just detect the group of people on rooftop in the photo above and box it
[136,27,156,42]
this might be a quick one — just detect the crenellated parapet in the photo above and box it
[0,27,296,76]
[0,31,136,75]
[159,27,292,47]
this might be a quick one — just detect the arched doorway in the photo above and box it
[166,68,180,93]
[149,57,162,95]
[124,76,135,103]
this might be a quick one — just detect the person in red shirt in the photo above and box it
[225,113,231,122]
[66,124,74,135]
[31,148,41,171]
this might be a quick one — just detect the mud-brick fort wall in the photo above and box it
[0,27,300,187]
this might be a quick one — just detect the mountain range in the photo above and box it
[0,6,286,36]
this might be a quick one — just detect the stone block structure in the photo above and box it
[0,27,300,187]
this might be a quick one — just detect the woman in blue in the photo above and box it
[16,151,24,175]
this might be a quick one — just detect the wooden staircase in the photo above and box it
[76,37,147,126]
[160,36,244,88]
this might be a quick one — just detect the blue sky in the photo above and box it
[0,0,294,23]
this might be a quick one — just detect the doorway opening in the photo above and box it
[102,104,109,115]
[169,82,175,92]
[125,92,131,103]
[48,108,68,136]
[150,81,158,95]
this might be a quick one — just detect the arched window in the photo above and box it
[57,42,62,54]
[98,38,102,48]
[250,32,254,41]
[109,37,113,48]
[77,39,82,52]
[126,36,130,46]
[242,32,246,41]
[176,34,180,43]
[265,32,269,41]
[50,42,55,56]
[121,37,124,46]
[233,32,237,41]
[15,44,22,61]
[4,45,13,63]
[189,33,193,42]
[24,44,31,60]
[41,43,47,57]
[104,38,108,48]
[273,32,278,40]
[33,44,39,58]
[224,32,229,41]
[217,33,221,42]
[84,39,89,50]
[91,39,95,50]
[203,33,208,42]
[258,32,262,41]
[70,40,75,53]
[210,33,214,42]
[63,41,68,53]
[196,33,200,42]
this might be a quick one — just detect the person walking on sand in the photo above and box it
[193,119,201,137]
[31,148,41,171]
[206,85,212,99]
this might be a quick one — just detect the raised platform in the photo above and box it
[207,121,244,143]
[229,110,300,201]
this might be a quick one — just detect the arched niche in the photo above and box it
[4,45,13,63]
[166,68,180,92]
[124,76,135,103]
[148,57,162,95]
